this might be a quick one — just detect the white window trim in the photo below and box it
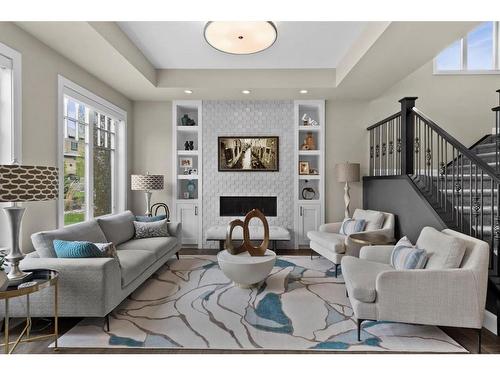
[0,42,22,163]
[434,22,500,75]
[57,75,127,228]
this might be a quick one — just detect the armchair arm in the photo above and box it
[10,256,122,317]
[376,269,484,329]
[359,245,394,264]
[319,222,342,233]
[167,221,182,239]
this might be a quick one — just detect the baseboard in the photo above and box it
[484,310,497,335]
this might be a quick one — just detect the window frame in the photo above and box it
[434,21,500,75]
[57,75,127,228]
[0,41,22,164]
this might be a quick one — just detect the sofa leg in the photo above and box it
[477,328,482,354]
[176,252,180,260]
[310,248,313,260]
[357,319,364,341]
[105,315,110,332]
[335,264,339,278]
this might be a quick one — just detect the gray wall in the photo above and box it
[363,176,446,242]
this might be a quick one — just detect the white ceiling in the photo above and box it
[117,21,367,69]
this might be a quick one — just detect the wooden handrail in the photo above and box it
[366,112,400,131]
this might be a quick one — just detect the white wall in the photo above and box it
[131,101,172,215]
[0,22,133,251]
[202,100,295,248]
[367,61,500,146]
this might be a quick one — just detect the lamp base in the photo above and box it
[3,205,30,283]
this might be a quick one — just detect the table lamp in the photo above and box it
[0,164,58,281]
[131,173,164,216]
[335,162,360,218]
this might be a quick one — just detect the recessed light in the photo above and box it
[299,89,308,94]
[184,89,193,94]
[204,21,277,55]
[242,90,251,95]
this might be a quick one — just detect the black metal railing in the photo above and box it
[368,92,500,276]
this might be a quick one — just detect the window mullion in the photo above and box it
[495,21,499,70]
[87,111,94,220]
[462,37,467,70]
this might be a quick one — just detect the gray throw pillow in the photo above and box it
[133,219,170,239]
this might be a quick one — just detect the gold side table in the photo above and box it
[1,269,59,354]
[349,233,395,246]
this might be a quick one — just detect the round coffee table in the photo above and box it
[217,249,276,288]
[349,232,395,246]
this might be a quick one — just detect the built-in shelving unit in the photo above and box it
[294,100,325,247]
[172,101,203,247]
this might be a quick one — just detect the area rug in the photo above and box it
[54,256,467,352]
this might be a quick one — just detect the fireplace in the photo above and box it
[220,196,277,217]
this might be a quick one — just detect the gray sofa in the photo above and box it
[1,211,181,319]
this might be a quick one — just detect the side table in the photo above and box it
[1,269,59,354]
[349,232,395,246]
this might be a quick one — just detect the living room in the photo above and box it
[1,0,500,372]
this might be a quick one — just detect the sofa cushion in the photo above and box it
[32,220,108,258]
[416,227,466,269]
[390,236,428,270]
[53,240,104,258]
[339,218,366,235]
[117,250,156,287]
[341,256,394,303]
[307,231,346,254]
[117,237,178,260]
[135,215,167,222]
[133,219,170,239]
[353,209,385,231]
[96,211,135,245]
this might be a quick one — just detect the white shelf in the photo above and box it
[298,126,321,131]
[177,126,199,132]
[177,150,199,155]
[175,198,199,203]
[177,174,199,179]
[298,150,320,156]
[299,174,320,180]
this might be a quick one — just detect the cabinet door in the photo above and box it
[177,203,199,245]
[298,204,321,246]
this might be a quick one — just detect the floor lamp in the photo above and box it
[335,162,360,219]
[0,164,58,281]
[131,173,165,216]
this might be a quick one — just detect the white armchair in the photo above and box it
[307,209,395,277]
[341,227,489,353]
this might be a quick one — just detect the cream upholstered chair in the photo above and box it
[306,209,395,277]
[341,227,489,353]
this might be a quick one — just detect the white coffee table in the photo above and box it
[217,249,276,288]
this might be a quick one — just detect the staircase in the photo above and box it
[367,91,500,333]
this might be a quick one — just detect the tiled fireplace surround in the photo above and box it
[202,100,295,248]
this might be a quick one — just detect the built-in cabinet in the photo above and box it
[294,100,325,247]
[172,101,203,248]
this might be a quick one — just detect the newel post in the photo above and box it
[399,97,418,175]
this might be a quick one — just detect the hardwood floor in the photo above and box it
[2,248,499,354]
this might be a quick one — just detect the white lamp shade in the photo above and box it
[0,165,58,202]
[131,174,164,191]
[335,162,360,183]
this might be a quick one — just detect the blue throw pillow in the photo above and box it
[53,240,105,258]
[390,236,428,270]
[135,215,167,222]
[339,218,366,236]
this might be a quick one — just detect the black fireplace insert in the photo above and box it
[220,196,277,217]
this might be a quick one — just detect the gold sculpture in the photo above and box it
[225,209,270,256]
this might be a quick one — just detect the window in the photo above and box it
[58,76,127,227]
[434,22,500,74]
[0,42,21,164]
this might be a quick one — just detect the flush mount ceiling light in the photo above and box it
[299,89,309,94]
[184,89,193,94]
[204,21,277,55]
[242,90,251,94]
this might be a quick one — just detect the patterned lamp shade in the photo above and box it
[0,165,59,202]
[131,174,164,191]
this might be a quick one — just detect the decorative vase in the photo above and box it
[181,114,189,126]
[188,141,194,150]
[187,180,196,194]
[184,141,190,150]
[0,269,8,291]
[305,132,315,150]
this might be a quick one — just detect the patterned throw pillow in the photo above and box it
[53,240,105,258]
[339,218,366,236]
[135,215,167,222]
[390,236,428,270]
[133,219,170,239]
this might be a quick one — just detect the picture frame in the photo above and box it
[218,136,279,172]
[188,168,198,175]
[179,157,193,168]
[299,161,310,175]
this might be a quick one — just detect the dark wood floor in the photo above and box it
[2,248,500,354]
